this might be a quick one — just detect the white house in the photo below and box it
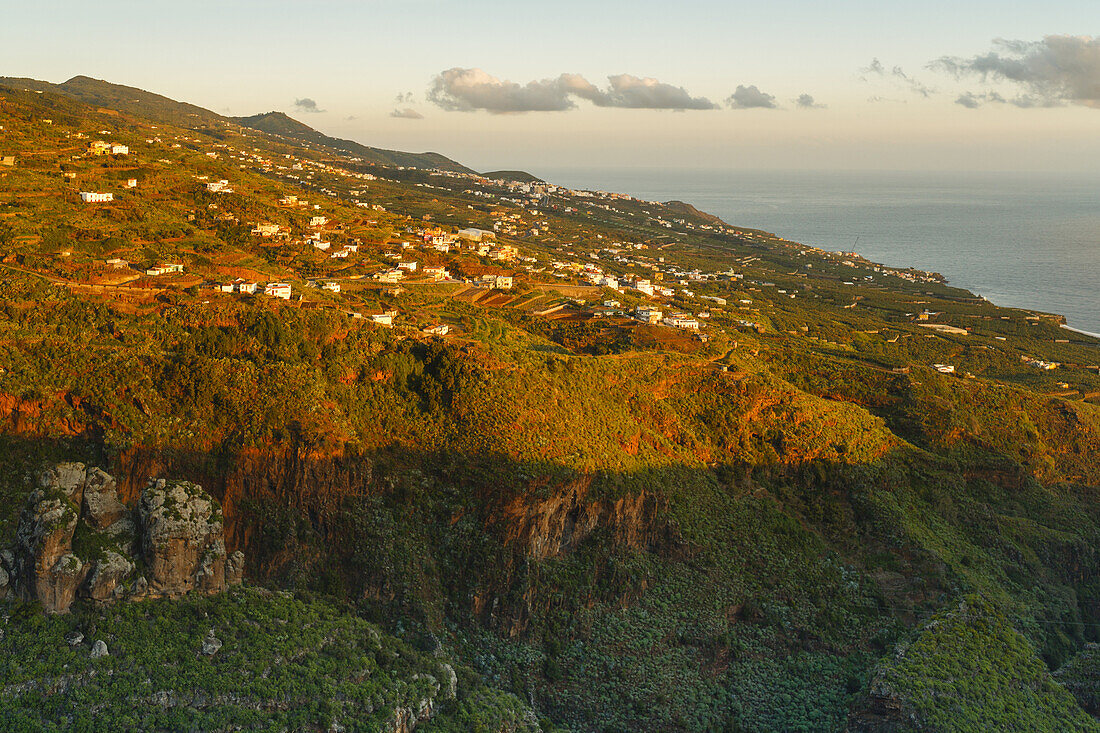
[663,315,700,330]
[397,261,418,271]
[80,192,113,203]
[312,241,331,251]
[323,282,341,292]
[145,263,184,276]
[309,216,327,227]
[236,281,258,294]
[110,144,129,155]
[375,269,403,283]
[481,274,513,289]
[125,178,138,188]
[369,313,394,326]
[264,282,292,299]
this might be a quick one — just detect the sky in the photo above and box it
[2,0,1098,172]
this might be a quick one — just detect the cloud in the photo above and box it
[390,108,424,119]
[427,68,717,112]
[294,98,324,113]
[861,58,934,98]
[795,93,824,108]
[931,35,1100,108]
[580,74,719,109]
[428,68,576,112]
[955,91,1016,108]
[955,92,983,109]
[725,84,777,109]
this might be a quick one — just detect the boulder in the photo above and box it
[90,639,109,659]
[38,462,87,506]
[83,551,135,603]
[0,549,11,600]
[14,488,83,613]
[138,479,230,598]
[82,468,127,529]
[102,516,137,555]
[64,630,84,646]
[130,575,149,598]
[226,550,245,586]
[39,553,87,613]
[201,631,223,656]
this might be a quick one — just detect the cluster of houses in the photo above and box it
[210,279,289,298]
[1024,357,1059,370]
[87,141,128,156]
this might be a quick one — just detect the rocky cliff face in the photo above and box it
[0,462,243,613]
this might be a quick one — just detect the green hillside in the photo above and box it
[0,75,472,172]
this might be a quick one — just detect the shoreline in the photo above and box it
[1063,324,1100,340]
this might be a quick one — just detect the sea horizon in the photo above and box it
[534,166,1100,335]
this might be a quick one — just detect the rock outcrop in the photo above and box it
[0,462,243,613]
[139,479,231,598]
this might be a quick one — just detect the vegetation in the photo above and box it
[1,76,1100,731]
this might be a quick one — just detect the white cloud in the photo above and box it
[725,84,777,109]
[293,97,324,113]
[795,93,824,109]
[427,68,717,112]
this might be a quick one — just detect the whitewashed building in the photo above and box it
[265,282,292,299]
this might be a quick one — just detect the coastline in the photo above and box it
[1063,325,1100,340]
[537,167,1100,337]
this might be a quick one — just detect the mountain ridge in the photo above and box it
[231,110,473,173]
[0,75,472,172]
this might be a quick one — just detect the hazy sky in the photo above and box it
[3,1,1098,172]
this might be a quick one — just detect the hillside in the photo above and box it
[481,170,545,183]
[1,77,1100,731]
[233,111,473,173]
[0,75,472,172]
[0,585,544,731]
[0,75,225,128]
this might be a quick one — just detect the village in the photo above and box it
[1,87,1097,402]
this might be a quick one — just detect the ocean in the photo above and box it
[536,168,1100,335]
